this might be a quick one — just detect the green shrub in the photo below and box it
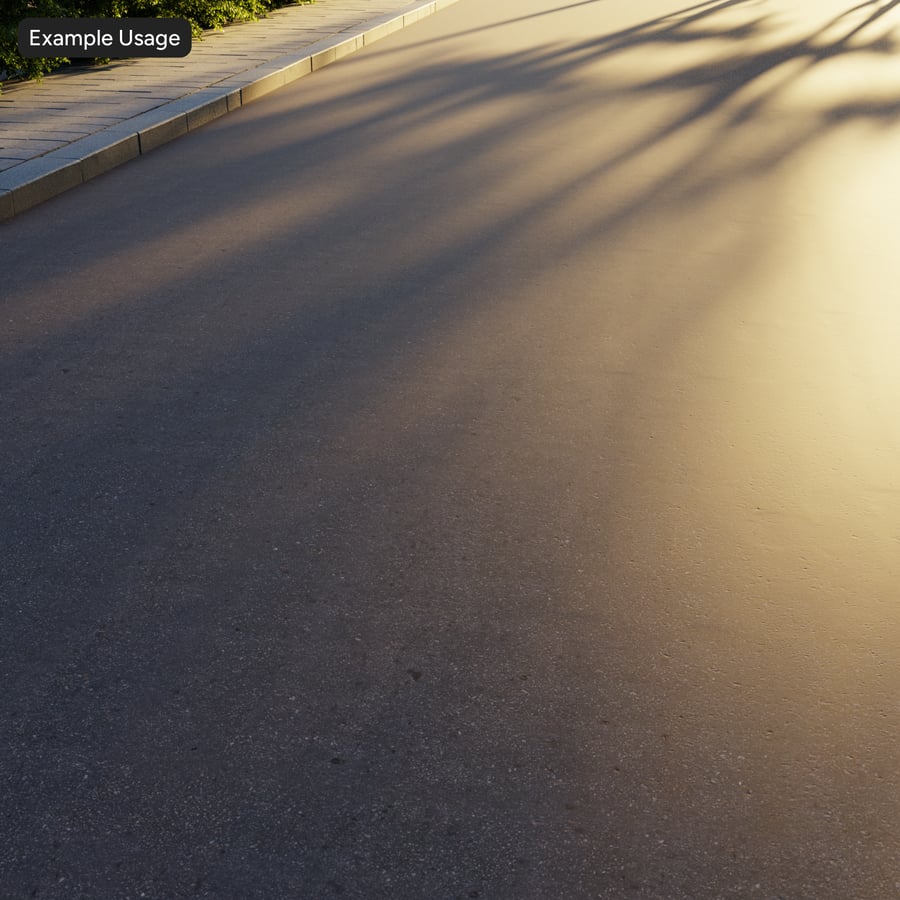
[2,1,70,81]
[1,0,312,84]
[126,0,270,33]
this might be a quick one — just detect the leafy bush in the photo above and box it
[1,0,311,84]
[2,1,72,81]
[126,0,271,33]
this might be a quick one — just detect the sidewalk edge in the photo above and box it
[0,0,460,222]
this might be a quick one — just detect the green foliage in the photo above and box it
[1,0,313,84]
[126,0,271,33]
[1,1,70,81]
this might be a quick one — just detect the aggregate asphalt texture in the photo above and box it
[2,0,899,897]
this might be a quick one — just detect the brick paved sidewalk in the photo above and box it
[0,0,457,219]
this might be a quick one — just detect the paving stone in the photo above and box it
[0,0,461,218]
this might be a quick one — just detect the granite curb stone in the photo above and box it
[0,0,460,221]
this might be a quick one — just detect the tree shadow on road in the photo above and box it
[2,0,900,896]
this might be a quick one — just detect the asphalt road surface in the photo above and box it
[2,1,899,897]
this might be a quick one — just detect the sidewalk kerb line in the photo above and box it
[0,190,13,221]
[0,0,461,222]
[50,132,141,181]
[0,156,83,217]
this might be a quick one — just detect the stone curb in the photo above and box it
[0,0,459,222]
